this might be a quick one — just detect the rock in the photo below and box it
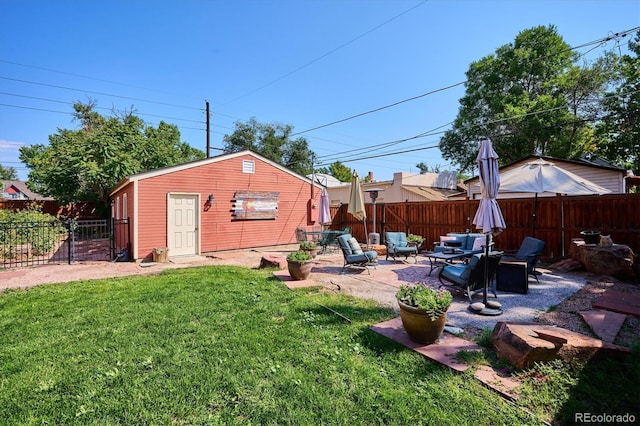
[491,322,630,369]
[259,255,286,269]
[548,258,583,272]
[569,240,636,281]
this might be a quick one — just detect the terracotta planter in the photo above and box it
[287,259,313,280]
[397,301,447,344]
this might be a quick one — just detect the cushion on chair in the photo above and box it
[439,235,461,246]
[348,237,363,254]
[471,235,486,251]
[445,233,491,250]
[440,254,481,286]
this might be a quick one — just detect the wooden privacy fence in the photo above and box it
[329,193,640,262]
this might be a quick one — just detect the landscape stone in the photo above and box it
[569,240,636,281]
[491,322,630,369]
[259,255,286,269]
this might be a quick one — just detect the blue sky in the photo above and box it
[1,0,638,182]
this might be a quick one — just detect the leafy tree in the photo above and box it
[440,25,614,173]
[19,102,204,213]
[416,162,442,174]
[597,31,640,174]
[223,118,315,176]
[0,164,18,180]
[315,161,352,182]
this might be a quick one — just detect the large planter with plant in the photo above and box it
[396,283,452,344]
[299,241,319,258]
[580,230,600,245]
[287,250,313,280]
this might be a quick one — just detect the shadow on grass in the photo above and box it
[552,346,640,425]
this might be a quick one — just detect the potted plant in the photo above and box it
[580,229,600,245]
[406,234,425,248]
[286,250,313,280]
[299,240,319,258]
[395,282,453,344]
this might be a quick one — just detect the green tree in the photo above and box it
[440,25,614,173]
[597,31,640,174]
[0,164,18,180]
[223,118,315,176]
[19,102,204,213]
[416,162,442,174]
[315,161,352,182]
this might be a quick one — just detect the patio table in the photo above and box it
[423,250,475,276]
[305,230,346,253]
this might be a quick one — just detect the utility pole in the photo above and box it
[206,101,210,158]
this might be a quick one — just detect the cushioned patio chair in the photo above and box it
[501,237,545,283]
[385,231,418,263]
[439,252,502,302]
[337,234,378,274]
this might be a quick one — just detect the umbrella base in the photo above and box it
[468,305,503,316]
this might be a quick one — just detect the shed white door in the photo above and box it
[167,194,199,257]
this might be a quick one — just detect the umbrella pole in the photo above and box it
[471,233,502,316]
[483,233,489,305]
[532,193,538,238]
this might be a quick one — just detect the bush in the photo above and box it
[0,207,65,259]
[287,250,312,262]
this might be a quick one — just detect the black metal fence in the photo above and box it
[0,218,130,268]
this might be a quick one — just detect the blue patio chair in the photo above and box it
[385,232,418,263]
[336,234,377,274]
[439,252,502,302]
[501,237,545,283]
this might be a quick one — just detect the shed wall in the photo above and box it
[133,154,319,260]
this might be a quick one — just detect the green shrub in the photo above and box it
[287,250,312,262]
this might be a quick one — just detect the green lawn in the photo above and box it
[0,265,636,425]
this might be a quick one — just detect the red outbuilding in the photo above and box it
[109,150,323,261]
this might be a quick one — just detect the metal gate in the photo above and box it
[0,218,131,268]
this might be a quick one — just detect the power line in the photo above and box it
[0,76,203,111]
[291,82,464,137]
[0,92,206,124]
[0,103,206,132]
[0,60,205,102]
[291,26,639,139]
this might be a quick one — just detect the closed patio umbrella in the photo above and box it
[472,138,506,316]
[318,187,331,228]
[348,172,367,240]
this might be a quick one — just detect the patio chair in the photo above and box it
[501,237,545,283]
[385,232,418,263]
[295,227,307,243]
[439,252,502,302]
[336,234,378,274]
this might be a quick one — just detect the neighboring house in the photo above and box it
[1,180,52,200]
[109,150,324,261]
[323,171,464,206]
[463,155,627,200]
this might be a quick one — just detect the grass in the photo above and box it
[0,265,637,425]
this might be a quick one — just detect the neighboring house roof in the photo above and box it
[401,185,464,200]
[110,150,322,195]
[1,180,53,200]
[324,171,466,205]
[307,173,344,187]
